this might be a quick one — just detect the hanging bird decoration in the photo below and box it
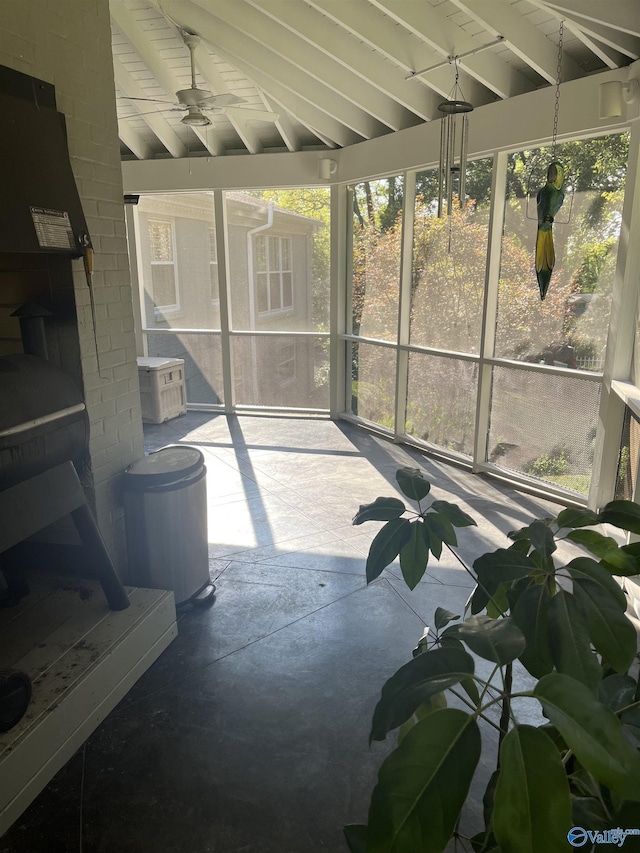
[535,160,565,300]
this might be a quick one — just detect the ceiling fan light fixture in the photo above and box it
[182,107,211,127]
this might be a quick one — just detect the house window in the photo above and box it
[277,341,297,384]
[255,235,293,315]
[148,219,178,311]
[209,227,219,302]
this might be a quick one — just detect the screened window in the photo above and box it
[209,227,219,302]
[148,219,178,310]
[277,342,297,384]
[255,235,293,315]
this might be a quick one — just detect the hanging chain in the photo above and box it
[551,20,564,158]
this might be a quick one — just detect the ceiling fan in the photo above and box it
[119,29,277,126]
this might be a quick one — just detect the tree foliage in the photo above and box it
[349,134,629,474]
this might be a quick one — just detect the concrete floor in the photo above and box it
[0,414,563,853]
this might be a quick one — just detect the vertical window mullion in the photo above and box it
[473,151,508,470]
[395,170,415,440]
[214,190,234,412]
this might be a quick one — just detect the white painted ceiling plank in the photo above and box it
[541,0,640,37]
[567,28,626,70]
[447,0,583,84]
[568,19,640,60]
[366,0,534,98]
[247,0,439,121]
[113,56,187,158]
[188,0,402,134]
[149,0,355,147]
[305,0,490,106]
[118,119,155,159]
[111,1,223,156]
[189,45,262,154]
[227,112,264,154]
[154,0,382,140]
[256,92,301,152]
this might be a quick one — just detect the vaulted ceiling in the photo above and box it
[111,0,640,161]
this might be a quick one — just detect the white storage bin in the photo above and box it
[137,356,187,424]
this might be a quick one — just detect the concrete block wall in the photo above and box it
[0,0,144,571]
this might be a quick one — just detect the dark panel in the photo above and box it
[0,94,88,256]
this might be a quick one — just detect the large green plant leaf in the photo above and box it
[424,513,457,548]
[599,500,640,534]
[366,518,412,583]
[397,693,447,744]
[423,516,441,559]
[485,583,510,619]
[510,583,554,678]
[526,520,557,560]
[473,548,537,584]
[369,647,475,743]
[534,673,640,801]
[566,531,640,576]
[548,590,601,693]
[566,528,621,558]
[599,674,636,711]
[344,825,368,853]
[367,709,481,853]
[468,578,502,615]
[616,541,640,576]
[493,726,572,853]
[396,467,430,502]
[571,797,609,831]
[567,557,627,606]
[353,497,406,526]
[572,580,637,673]
[434,607,460,629]
[600,546,640,576]
[457,615,526,665]
[556,507,599,529]
[429,500,476,528]
[399,520,429,590]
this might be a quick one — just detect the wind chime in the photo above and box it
[437,57,473,219]
[535,21,566,301]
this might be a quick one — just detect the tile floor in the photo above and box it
[0,414,564,853]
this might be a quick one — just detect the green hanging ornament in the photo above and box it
[535,160,565,300]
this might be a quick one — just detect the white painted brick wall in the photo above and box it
[0,0,144,572]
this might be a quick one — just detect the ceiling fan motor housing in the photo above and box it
[181,105,211,126]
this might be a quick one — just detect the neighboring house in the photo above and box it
[134,192,324,408]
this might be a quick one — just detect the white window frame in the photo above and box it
[277,341,297,386]
[209,226,220,306]
[255,234,294,317]
[148,218,180,315]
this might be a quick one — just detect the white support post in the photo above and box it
[394,170,415,440]
[589,122,640,510]
[214,191,235,413]
[473,151,508,470]
[330,184,348,418]
[124,203,147,358]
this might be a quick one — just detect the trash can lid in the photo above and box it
[124,446,204,486]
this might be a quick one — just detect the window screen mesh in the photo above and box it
[615,405,640,501]
[349,342,396,428]
[232,335,329,409]
[488,365,601,495]
[405,353,478,457]
[147,332,223,405]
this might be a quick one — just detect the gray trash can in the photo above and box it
[123,446,214,605]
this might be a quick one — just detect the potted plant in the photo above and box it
[345,467,640,853]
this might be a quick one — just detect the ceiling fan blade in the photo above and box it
[118,108,186,119]
[120,96,178,104]
[223,105,280,122]
[198,93,247,109]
